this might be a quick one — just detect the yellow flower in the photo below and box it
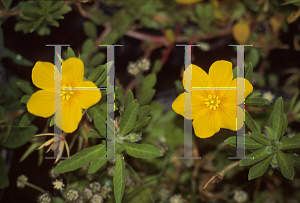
[27,58,101,133]
[172,60,253,138]
[175,0,202,4]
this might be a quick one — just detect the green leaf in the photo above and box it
[19,142,41,162]
[124,90,134,111]
[67,47,76,58]
[82,38,95,56]
[53,144,105,173]
[285,153,300,166]
[16,81,34,94]
[1,121,38,149]
[245,111,259,133]
[265,126,276,140]
[278,150,294,180]
[0,156,9,189]
[119,100,139,136]
[245,98,269,106]
[52,197,65,203]
[88,145,108,173]
[30,17,44,33]
[141,74,156,91]
[89,105,114,137]
[113,153,126,203]
[87,64,106,82]
[250,132,271,146]
[52,5,72,16]
[175,80,184,94]
[83,21,97,39]
[139,89,156,106]
[269,97,287,140]
[89,53,106,67]
[133,117,151,132]
[232,66,237,79]
[248,154,272,180]
[124,143,163,158]
[20,112,36,127]
[49,1,64,12]
[22,5,42,16]
[21,95,31,104]
[280,134,300,150]
[224,135,265,149]
[245,47,260,68]
[49,116,54,127]
[230,2,246,20]
[245,62,253,81]
[152,59,163,73]
[240,148,271,166]
[86,131,101,138]
[137,105,152,120]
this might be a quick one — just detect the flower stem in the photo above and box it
[25,182,46,193]
[203,160,242,190]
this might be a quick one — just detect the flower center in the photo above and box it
[60,85,74,101]
[204,95,221,110]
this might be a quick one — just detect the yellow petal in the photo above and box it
[32,62,56,90]
[61,58,84,87]
[193,109,221,138]
[232,22,250,44]
[226,78,253,104]
[172,93,192,119]
[183,64,213,98]
[219,104,244,131]
[209,60,233,98]
[55,98,82,133]
[172,92,207,120]
[27,90,55,118]
[73,81,101,109]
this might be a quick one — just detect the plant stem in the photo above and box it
[25,182,46,193]
[202,160,242,190]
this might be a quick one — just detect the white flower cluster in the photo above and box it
[127,58,151,76]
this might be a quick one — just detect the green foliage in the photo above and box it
[0,119,38,149]
[20,112,36,127]
[245,111,261,133]
[278,150,294,180]
[248,155,273,180]
[113,153,126,203]
[119,100,139,136]
[245,98,269,106]
[224,135,265,149]
[123,143,163,158]
[240,148,271,166]
[268,97,287,140]
[53,144,106,173]
[15,0,71,35]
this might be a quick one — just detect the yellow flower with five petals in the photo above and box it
[27,58,101,133]
[172,60,253,138]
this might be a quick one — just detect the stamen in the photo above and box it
[204,94,221,110]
